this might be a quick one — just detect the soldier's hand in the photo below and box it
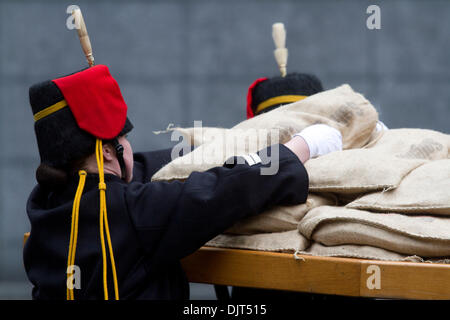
[292,124,343,159]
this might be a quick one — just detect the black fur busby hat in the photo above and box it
[246,73,324,118]
[29,65,133,170]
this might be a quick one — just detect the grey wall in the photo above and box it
[0,0,449,299]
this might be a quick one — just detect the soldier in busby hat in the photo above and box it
[23,63,314,300]
[31,65,134,186]
[23,14,343,300]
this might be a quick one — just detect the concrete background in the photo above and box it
[0,0,449,299]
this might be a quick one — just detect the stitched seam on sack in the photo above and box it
[348,204,450,211]
[295,250,421,262]
[207,236,299,251]
[206,240,296,252]
[309,184,395,189]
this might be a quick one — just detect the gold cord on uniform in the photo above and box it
[95,139,119,300]
[66,170,87,300]
[66,140,120,300]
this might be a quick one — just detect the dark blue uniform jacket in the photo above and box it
[23,144,309,299]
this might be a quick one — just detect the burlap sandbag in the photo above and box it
[444,130,450,158]
[306,128,449,194]
[169,126,230,147]
[298,243,450,263]
[363,124,385,148]
[225,193,337,235]
[347,159,450,215]
[297,242,424,262]
[206,230,309,253]
[299,206,450,257]
[152,84,378,181]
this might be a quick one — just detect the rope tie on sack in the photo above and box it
[95,139,120,300]
[294,249,306,261]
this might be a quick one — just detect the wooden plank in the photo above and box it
[360,260,450,300]
[181,247,361,297]
[182,247,450,300]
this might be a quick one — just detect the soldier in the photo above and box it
[24,64,341,300]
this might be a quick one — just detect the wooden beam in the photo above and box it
[181,247,361,297]
[360,260,450,300]
[182,246,450,300]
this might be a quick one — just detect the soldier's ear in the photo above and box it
[102,143,115,162]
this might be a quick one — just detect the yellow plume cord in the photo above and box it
[66,170,87,300]
[95,139,120,300]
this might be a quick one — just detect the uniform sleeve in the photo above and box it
[125,144,309,273]
[132,147,186,183]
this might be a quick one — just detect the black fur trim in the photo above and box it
[252,73,324,115]
[29,77,133,168]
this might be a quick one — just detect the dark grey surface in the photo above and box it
[0,0,449,299]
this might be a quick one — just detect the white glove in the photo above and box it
[293,124,343,158]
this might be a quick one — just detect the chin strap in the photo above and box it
[111,138,126,180]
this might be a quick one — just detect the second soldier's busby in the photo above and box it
[246,72,324,119]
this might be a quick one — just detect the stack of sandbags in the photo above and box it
[298,159,450,262]
[151,84,378,182]
[298,206,450,258]
[152,84,450,259]
[305,128,448,195]
[152,84,379,252]
[346,159,450,214]
[225,193,337,235]
[208,137,450,257]
[206,230,310,253]
[204,193,335,252]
